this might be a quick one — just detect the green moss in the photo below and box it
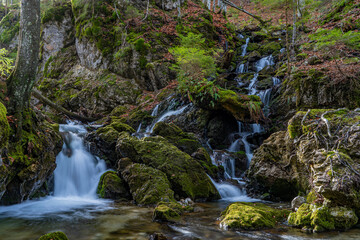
[261,42,282,55]
[0,103,10,149]
[38,231,69,240]
[307,190,317,203]
[153,201,184,222]
[41,2,72,24]
[220,202,290,230]
[121,163,175,205]
[288,203,357,232]
[152,122,202,155]
[0,9,20,44]
[117,132,220,200]
[97,171,130,200]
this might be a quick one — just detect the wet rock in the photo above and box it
[116,132,220,201]
[152,122,201,155]
[220,202,290,230]
[86,120,135,167]
[149,232,168,240]
[288,203,358,232]
[38,231,69,240]
[121,163,175,205]
[153,201,184,222]
[248,50,261,62]
[207,113,238,149]
[291,196,307,211]
[97,171,131,200]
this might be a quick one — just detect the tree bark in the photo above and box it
[6,0,40,136]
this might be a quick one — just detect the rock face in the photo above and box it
[247,108,360,230]
[220,202,290,230]
[0,108,62,205]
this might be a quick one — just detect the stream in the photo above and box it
[0,39,359,240]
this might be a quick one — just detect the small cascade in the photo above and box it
[0,122,111,219]
[138,98,191,136]
[54,123,107,198]
[241,37,250,56]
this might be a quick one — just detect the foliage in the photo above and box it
[170,33,220,107]
[0,48,13,79]
[308,28,360,50]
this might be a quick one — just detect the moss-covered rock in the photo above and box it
[153,201,185,222]
[97,171,131,200]
[116,132,220,200]
[220,202,290,230]
[38,231,69,240]
[0,103,10,150]
[121,163,175,205]
[288,203,358,232]
[152,122,202,155]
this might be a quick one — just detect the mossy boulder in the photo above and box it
[86,121,135,167]
[121,163,175,205]
[153,201,186,222]
[97,171,131,200]
[220,202,290,230]
[288,203,358,232]
[38,231,69,240]
[0,103,10,150]
[217,90,263,123]
[152,122,202,155]
[116,132,220,200]
[260,42,282,55]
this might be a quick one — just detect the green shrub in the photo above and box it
[170,33,220,106]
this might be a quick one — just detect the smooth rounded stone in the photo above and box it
[291,196,306,211]
[220,202,290,230]
[38,231,69,240]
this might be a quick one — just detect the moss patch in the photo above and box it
[220,202,290,230]
[38,231,69,240]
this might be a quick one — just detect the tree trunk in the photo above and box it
[6,0,40,136]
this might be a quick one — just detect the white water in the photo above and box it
[241,38,250,56]
[146,103,190,134]
[0,122,111,219]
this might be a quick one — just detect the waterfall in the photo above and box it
[54,123,107,198]
[0,122,111,219]
[241,38,250,56]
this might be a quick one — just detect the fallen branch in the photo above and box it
[222,0,267,25]
[32,89,99,122]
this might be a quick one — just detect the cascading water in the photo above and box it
[54,123,107,198]
[208,37,281,202]
[136,97,191,137]
[0,122,111,219]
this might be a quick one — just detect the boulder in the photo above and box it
[247,109,360,212]
[116,132,220,200]
[121,163,175,205]
[220,202,290,230]
[97,171,131,200]
[288,203,358,232]
[291,196,307,211]
[152,122,201,155]
[38,231,68,240]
